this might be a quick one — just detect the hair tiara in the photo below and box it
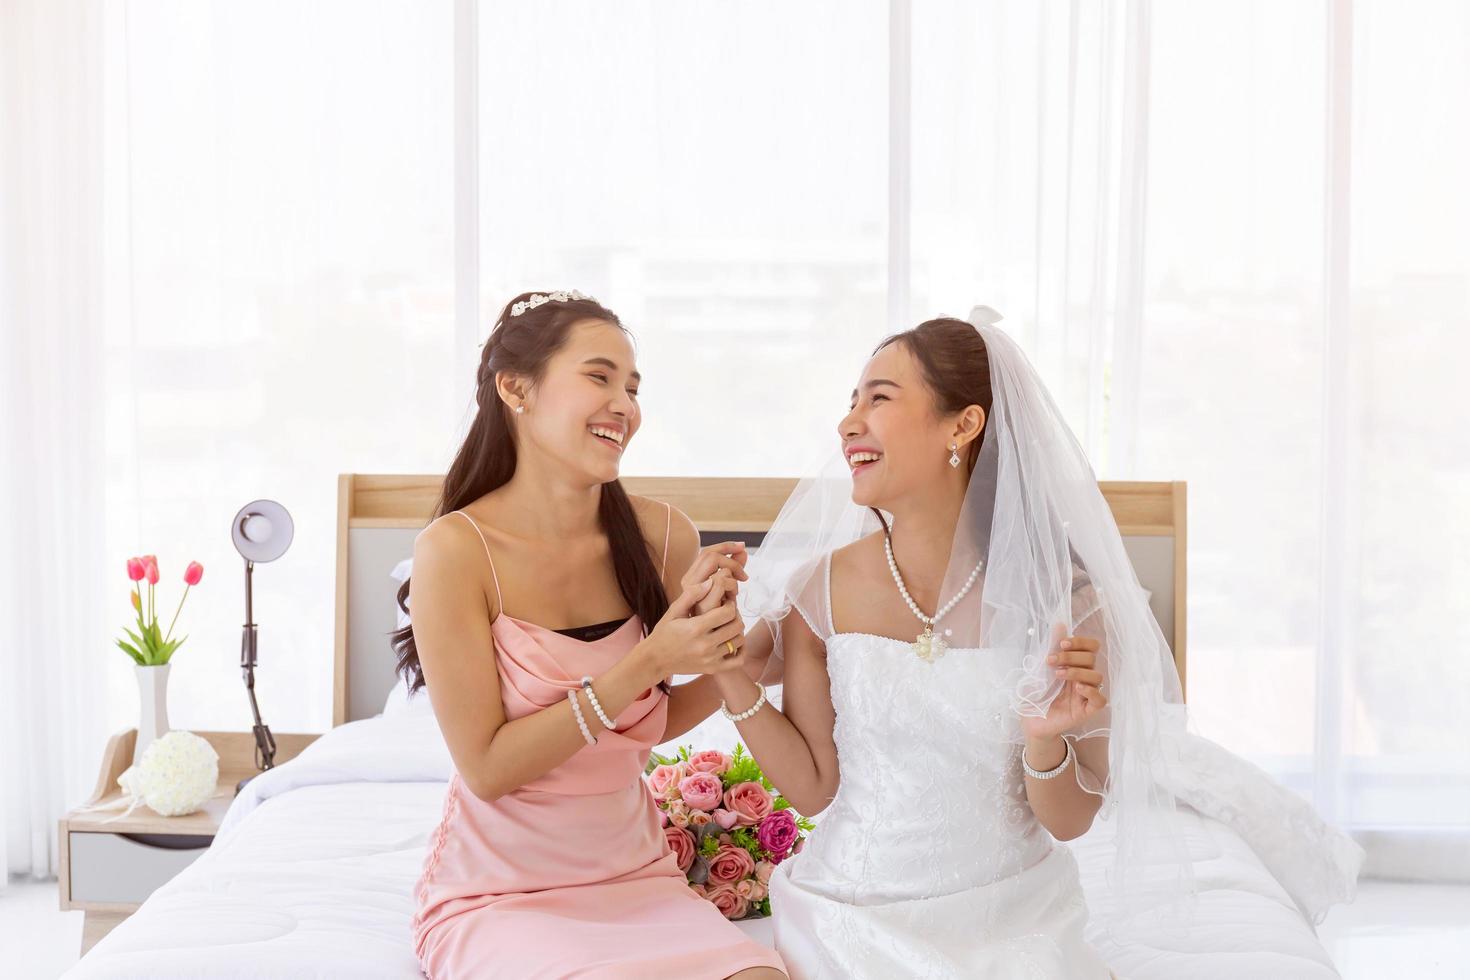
[510,290,595,317]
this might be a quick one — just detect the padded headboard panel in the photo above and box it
[334,475,1186,725]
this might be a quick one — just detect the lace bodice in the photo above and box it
[788,631,1053,904]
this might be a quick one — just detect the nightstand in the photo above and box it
[59,726,319,954]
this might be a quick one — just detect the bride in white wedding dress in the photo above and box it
[705,308,1361,979]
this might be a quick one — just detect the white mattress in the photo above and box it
[64,711,1350,979]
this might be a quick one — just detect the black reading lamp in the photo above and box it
[231,499,294,795]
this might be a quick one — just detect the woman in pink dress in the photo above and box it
[392,291,787,980]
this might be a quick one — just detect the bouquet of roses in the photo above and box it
[645,742,814,920]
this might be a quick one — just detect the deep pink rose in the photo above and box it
[664,826,696,872]
[704,882,749,920]
[724,781,773,827]
[647,762,688,799]
[687,749,733,774]
[707,843,756,885]
[756,809,800,859]
[677,771,724,812]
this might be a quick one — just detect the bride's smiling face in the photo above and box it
[839,341,965,509]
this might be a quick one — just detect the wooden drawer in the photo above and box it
[68,831,212,906]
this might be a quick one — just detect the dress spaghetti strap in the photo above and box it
[660,501,672,578]
[450,510,503,612]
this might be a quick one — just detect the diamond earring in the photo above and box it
[948,443,961,468]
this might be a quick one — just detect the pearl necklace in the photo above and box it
[884,535,984,663]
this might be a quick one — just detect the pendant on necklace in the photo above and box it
[913,623,948,663]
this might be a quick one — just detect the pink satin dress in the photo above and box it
[411,510,786,979]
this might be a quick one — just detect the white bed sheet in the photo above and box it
[64,711,1349,979]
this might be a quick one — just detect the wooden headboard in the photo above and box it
[333,475,1188,726]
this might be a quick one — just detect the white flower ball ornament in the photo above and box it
[117,730,219,817]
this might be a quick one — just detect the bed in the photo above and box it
[63,474,1357,979]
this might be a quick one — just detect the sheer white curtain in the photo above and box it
[907,0,1469,876]
[0,0,111,886]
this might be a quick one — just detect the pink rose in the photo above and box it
[704,882,749,920]
[724,782,774,827]
[756,809,800,860]
[687,749,733,775]
[664,826,696,872]
[755,861,774,884]
[678,772,724,812]
[736,878,768,902]
[667,800,691,829]
[658,808,669,827]
[689,811,712,828]
[707,843,756,885]
[713,808,740,830]
[647,762,688,800]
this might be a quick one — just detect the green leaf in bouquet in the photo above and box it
[795,816,815,832]
[698,834,720,858]
[772,798,791,811]
[730,827,766,862]
[722,741,766,788]
[757,897,772,917]
[676,745,691,762]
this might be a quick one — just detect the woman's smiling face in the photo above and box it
[510,318,642,484]
[838,340,959,510]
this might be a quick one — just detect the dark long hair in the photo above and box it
[868,317,995,532]
[391,292,670,695]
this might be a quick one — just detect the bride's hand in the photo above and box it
[693,568,738,617]
[679,540,748,603]
[1019,626,1107,740]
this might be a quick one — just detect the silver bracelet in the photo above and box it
[1022,736,1074,780]
[581,676,617,731]
[567,689,597,745]
[720,682,767,723]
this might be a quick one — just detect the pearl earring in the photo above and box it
[948,443,961,468]
[514,405,525,414]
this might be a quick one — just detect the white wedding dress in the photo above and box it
[769,624,1113,979]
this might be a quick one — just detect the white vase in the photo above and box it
[133,662,172,766]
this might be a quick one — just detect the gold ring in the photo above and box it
[725,640,738,656]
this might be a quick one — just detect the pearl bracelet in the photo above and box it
[720,682,767,723]
[1022,736,1074,780]
[580,676,617,731]
[567,689,597,746]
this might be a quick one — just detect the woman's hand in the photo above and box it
[680,540,748,598]
[1019,625,1108,741]
[636,578,748,678]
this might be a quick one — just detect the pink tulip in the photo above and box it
[183,561,204,586]
[144,559,159,585]
[126,558,145,582]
